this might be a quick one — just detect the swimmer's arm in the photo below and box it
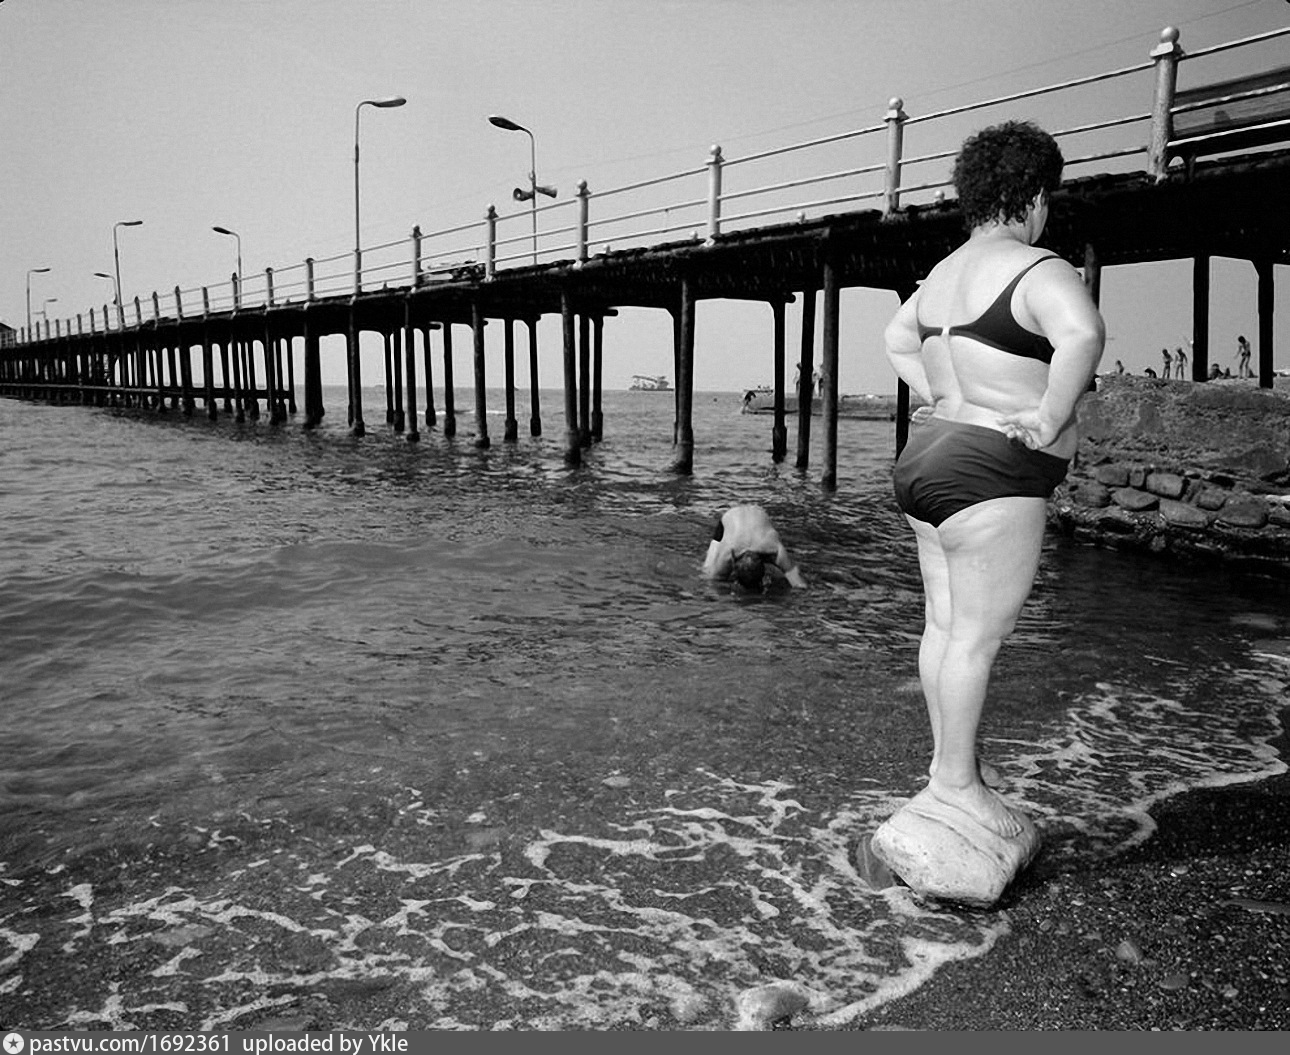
[883,288,933,405]
[773,544,807,588]
[1002,261,1105,448]
[702,539,732,580]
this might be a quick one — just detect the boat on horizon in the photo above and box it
[740,387,902,420]
[630,374,671,391]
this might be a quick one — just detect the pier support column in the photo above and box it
[1256,257,1275,389]
[348,311,365,436]
[795,287,816,469]
[821,260,840,490]
[404,300,419,442]
[771,297,788,462]
[670,279,695,475]
[246,334,261,419]
[560,293,581,466]
[1082,243,1102,306]
[263,322,282,424]
[503,317,519,442]
[203,334,217,420]
[527,317,542,437]
[231,331,246,422]
[219,339,233,414]
[303,319,324,429]
[442,323,457,438]
[391,327,405,433]
[1192,254,1210,386]
[177,339,194,416]
[671,307,682,445]
[578,312,592,448]
[592,313,605,442]
[421,323,437,429]
[472,301,490,449]
[383,331,396,426]
[284,337,297,414]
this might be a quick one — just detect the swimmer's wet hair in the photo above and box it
[732,551,767,590]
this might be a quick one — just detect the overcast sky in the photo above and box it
[3,0,1287,392]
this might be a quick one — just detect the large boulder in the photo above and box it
[870,789,1041,908]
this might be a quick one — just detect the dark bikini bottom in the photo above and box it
[893,416,1069,528]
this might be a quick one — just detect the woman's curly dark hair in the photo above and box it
[952,120,1064,229]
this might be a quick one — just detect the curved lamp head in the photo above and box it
[212,226,236,236]
[488,114,528,133]
[30,267,50,275]
[93,272,113,279]
[365,96,406,108]
[118,219,143,227]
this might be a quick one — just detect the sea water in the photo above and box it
[0,387,1286,1029]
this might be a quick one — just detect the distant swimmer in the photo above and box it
[702,504,806,590]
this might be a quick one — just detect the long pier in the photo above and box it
[4,26,1289,484]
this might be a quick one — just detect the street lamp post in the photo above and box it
[37,297,58,335]
[92,273,116,331]
[26,266,50,334]
[113,219,143,321]
[353,96,406,293]
[212,226,243,299]
[488,114,557,265]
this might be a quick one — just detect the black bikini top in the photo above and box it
[917,253,1061,363]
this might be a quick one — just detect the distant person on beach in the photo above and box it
[883,120,1105,838]
[1162,347,1172,378]
[1144,367,1158,378]
[1238,335,1252,378]
[702,504,806,590]
[1114,359,1124,374]
[1174,345,1187,380]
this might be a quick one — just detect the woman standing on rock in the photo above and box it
[883,120,1106,838]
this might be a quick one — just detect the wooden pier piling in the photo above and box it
[472,301,489,449]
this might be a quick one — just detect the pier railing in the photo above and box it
[16,23,1290,346]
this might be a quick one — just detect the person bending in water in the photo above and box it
[702,504,806,590]
[883,120,1105,838]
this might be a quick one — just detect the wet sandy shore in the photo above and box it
[4,717,1286,1032]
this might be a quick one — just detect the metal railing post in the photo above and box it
[576,180,590,263]
[883,96,907,218]
[485,204,498,279]
[706,145,723,242]
[266,267,275,306]
[305,259,315,302]
[411,225,423,288]
[1148,26,1183,180]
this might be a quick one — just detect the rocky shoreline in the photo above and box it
[1050,374,1290,574]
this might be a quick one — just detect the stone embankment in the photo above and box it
[1051,373,1290,573]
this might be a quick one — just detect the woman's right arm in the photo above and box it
[883,289,933,404]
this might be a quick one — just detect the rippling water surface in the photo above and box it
[1,387,1286,1029]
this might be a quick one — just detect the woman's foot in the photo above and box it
[918,778,1025,839]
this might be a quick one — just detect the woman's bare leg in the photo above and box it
[917,496,1047,837]
[908,515,1003,789]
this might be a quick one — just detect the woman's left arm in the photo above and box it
[1001,261,1105,448]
